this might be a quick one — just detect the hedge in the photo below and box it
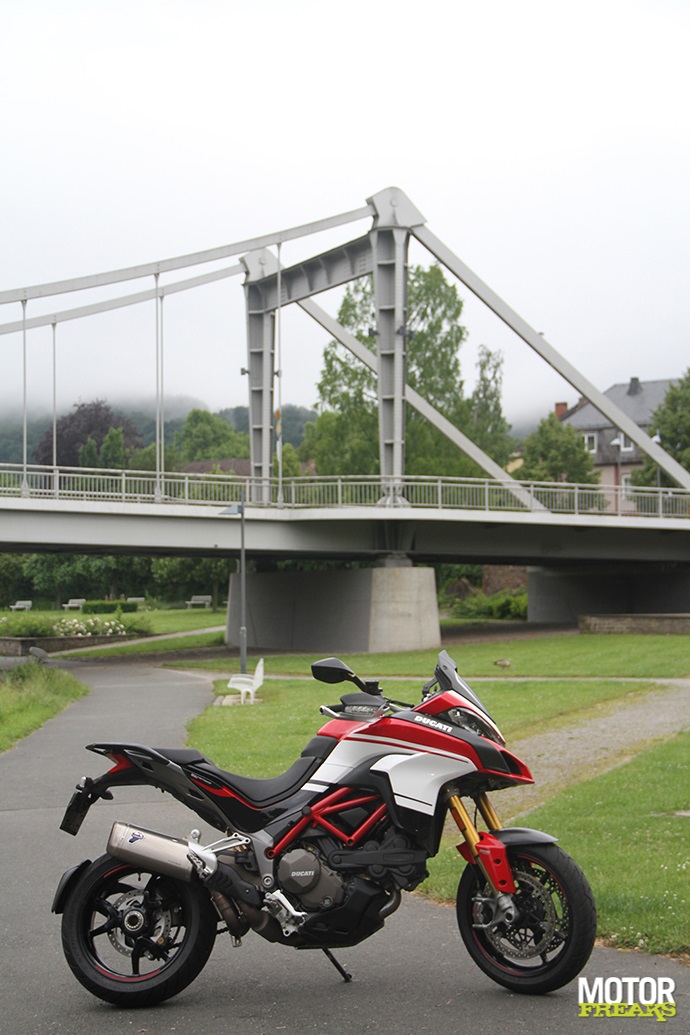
[81,601,139,614]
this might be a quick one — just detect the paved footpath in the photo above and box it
[0,659,688,1035]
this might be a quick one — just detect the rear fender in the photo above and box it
[52,859,91,914]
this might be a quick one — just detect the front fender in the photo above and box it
[493,827,558,847]
[51,859,91,914]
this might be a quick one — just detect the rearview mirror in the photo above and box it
[311,657,364,690]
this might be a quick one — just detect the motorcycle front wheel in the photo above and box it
[456,842,596,994]
[61,853,217,1006]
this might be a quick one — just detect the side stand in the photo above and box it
[322,947,352,982]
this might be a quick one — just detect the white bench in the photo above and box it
[227,658,264,705]
[62,598,86,611]
[185,595,212,608]
[126,597,146,604]
[10,600,32,611]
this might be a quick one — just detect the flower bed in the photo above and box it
[0,613,131,655]
[0,634,130,656]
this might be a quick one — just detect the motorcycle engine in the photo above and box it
[277,847,346,912]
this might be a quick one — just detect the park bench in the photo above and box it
[126,597,146,604]
[185,595,212,608]
[227,658,264,705]
[10,600,32,611]
[62,598,86,611]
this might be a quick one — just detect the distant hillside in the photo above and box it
[0,398,318,463]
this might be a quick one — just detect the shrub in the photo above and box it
[0,613,58,637]
[82,600,138,614]
[451,588,527,621]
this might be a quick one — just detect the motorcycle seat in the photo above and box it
[156,736,338,808]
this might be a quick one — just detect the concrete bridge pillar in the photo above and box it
[527,564,690,623]
[225,563,440,654]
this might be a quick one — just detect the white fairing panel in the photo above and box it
[371,753,476,814]
[308,737,476,815]
[308,738,415,788]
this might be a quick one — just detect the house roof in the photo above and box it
[563,377,676,431]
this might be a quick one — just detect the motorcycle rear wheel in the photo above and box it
[456,842,596,994]
[61,853,217,1007]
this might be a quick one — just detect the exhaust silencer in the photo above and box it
[107,821,195,881]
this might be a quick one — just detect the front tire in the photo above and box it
[456,842,596,994]
[61,853,217,1006]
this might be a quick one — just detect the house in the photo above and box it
[557,377,675,493]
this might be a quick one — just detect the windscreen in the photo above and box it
[434,650,493,718]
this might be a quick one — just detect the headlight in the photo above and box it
[446,707,504,745]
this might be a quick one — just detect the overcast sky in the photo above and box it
[1,0,688,430]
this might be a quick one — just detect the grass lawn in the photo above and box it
[521,731,690,957]
[189,674,657,766]
[172,632,690,679]
[0,662,90,752]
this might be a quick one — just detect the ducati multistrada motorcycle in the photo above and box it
[53,650,596,1006]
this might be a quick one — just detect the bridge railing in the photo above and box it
[1,464,689,519]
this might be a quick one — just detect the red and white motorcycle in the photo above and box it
[53,650,596,1005]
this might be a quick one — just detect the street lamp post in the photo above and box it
[221,491,247,674]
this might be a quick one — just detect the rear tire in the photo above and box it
[61,853,217,1006]
[456,842,596,994]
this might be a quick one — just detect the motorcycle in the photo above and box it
[53,650,596,1006]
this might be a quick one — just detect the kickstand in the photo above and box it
[322,947,352,982]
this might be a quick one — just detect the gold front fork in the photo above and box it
[476,792,502,832]
[447,791,503,857]
[448,792,508,893]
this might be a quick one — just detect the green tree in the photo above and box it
[99,426,126,468]
[520,413,599,483]
[21,553,154,606]
[303,265,512,476]
[150,556,231,607]
[0,554,33,606]
[174,409,250,463]
[78,436,100,468]
[275,442,302,479]
[630,369,690,488]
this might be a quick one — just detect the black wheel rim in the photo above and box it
[80,864,192,982]
[471,853,571,975]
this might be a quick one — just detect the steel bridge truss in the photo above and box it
[2,187,688,496]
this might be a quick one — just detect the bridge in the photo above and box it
[2,188,689,650]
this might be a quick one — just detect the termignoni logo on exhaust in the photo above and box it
[128,831,145,844]
[578,975,676,1021]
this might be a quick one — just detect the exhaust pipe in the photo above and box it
[107,822,278,938]
[108,822,195,880]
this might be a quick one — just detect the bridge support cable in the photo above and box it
[51,321,58,469]
[0,264,246,338]
[412,222,690,492]
[275,243,284,506]
[154,276,166,497]
[21,300,28,494]
[0,204,375,306]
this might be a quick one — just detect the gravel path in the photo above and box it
[495,678,690,821]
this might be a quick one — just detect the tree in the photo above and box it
[174,409,250,463]
[33,400,142,467]
[22,553,154,606]
[519,413,599,483]
[150,556,232,607]
[631,369,690,488]
[0,554,33,606]
[302,265,512,476]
